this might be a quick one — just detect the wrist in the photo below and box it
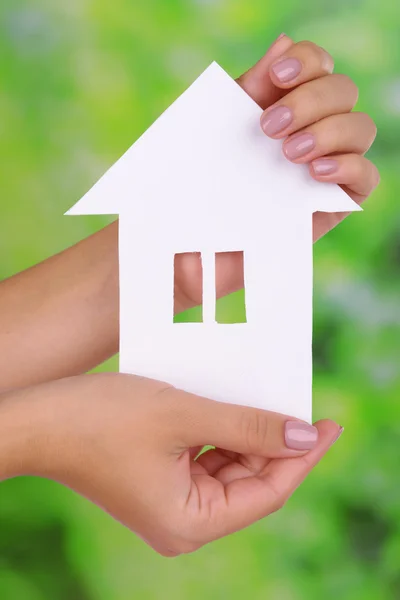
[0,387,52,481]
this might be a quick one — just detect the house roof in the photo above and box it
[66,62,362,217]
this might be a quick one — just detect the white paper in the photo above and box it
[66,62,361,423]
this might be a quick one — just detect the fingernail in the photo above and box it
[330,426,344,447]
[267,33,288,55]
[285,421,319,451]
[312,159,338,175]
[261,106,293,136]
[284,133,316,159]
[272,58,302,83]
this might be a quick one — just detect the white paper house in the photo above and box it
[67,62,361,422]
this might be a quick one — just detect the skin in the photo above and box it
[0,34,378,554]
[0,373,342,556]
[0,34,379,392]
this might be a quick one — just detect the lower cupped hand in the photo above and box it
[2,373,342,556]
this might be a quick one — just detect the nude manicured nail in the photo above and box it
[284,133,316,159]
[272,58,302,82]
[312,159,338,175]
[261,106,293,136]
[285,421,318,451]
[331,426,344,447]
[267,33,288,55]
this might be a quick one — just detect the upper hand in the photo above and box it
[174,34,379,313]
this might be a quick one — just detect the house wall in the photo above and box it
[119,209,314,422]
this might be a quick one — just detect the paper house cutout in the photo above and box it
[67,62,361,423]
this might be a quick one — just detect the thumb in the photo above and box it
[172,390,318,458]
[236,33,294,109]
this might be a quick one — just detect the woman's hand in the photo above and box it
[174,34,379,312]
[0,373,342,556]
[0,34,379,390]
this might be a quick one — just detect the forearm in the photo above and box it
[0,222,119,392]
[0,387,47,481]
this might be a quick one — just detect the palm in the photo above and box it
[174,418,337,551]
[185,447,272,528]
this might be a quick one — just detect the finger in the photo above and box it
[196,448,270,484]
[260,74,358,138]
[269,40,334,89]
[237,33,294,109]
[310,153,380,240]
[167,389,319,458]
[189,446,204,460]
[216,251,244,297]
[174,251,244,313]
[282,112,377,164]
[310,153,380,195]
[258,420,342,504]
[196,447,239,475]
[209,420,341,539]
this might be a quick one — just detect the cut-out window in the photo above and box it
[215,251,247,324]
[173,253,203,323]
[173,251,247,324]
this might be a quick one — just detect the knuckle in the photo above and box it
[370,162,381,190]
[354,155,368,181]
[333,73,359,106]
[328,114,348,141]
[297,41,334,71]
[242,409,270,454]
[263,474,286,513]
[359,111,377,133]
[296,40,316,48]
[147,383,184,433]
[297,39,321,56]
[298,452,315,470]
[296,40,319,55]
[304,83,328,112]
[320,49,334,72]
[358,112,378,144]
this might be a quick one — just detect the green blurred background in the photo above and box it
[1,0,400,598]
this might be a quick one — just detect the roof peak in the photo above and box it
[65,61,361,217]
